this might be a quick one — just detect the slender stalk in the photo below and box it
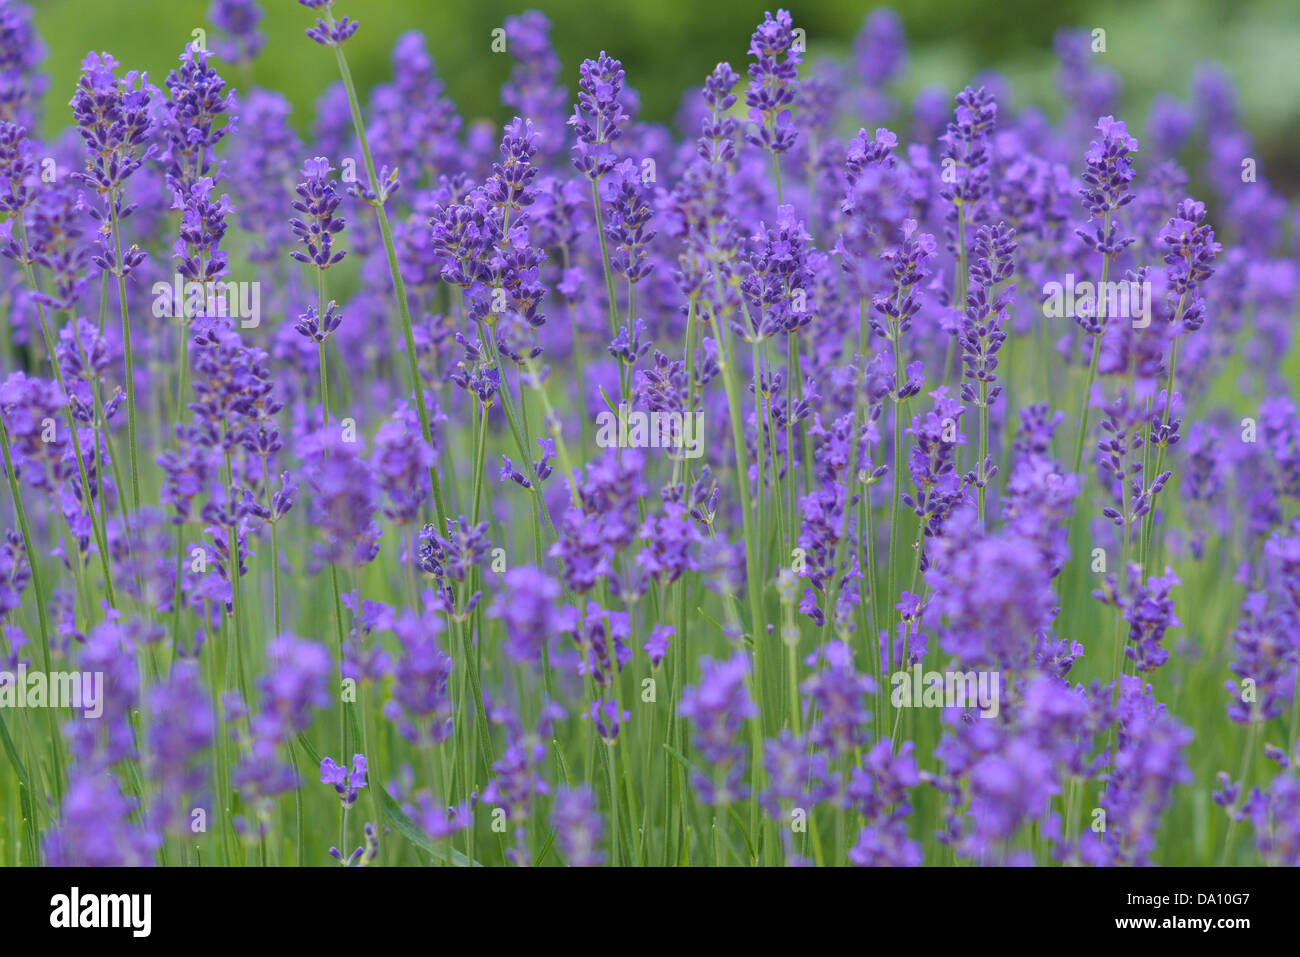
[325,28,447,528]
[0,419,64,801]
[108,201,141,512]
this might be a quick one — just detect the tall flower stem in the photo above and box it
[108,200,141,512]
[1072,222,1112,479]
[326,32,447,529]
[15,221,118,610]
[589,178,621,339]
[887,317,906,644]
[0,418,64,801]
[1071,336,1101,479]
[1139,325,1182,572]
[260,458,282,633]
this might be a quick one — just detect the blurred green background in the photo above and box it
[31,0,1300,189]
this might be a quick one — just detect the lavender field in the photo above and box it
[0,0,1298,868]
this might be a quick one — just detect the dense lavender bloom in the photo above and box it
[940,86,997,245]
[1224,589,1296,725]
[744,9,801,155]
[1081,677,1192,866]
[210,0,265,66]
[501,12,567,161]
[383,606,454,746]
[228,90,300,263]
[1075,116,1138,256]
[0,118,34,214]
[737,203,814,338]
[64,618,145,767]
[760,730,832,819]
[300,425,382,566]
[1159,198,1220,333]
[69,52,156,204]
[551,785,605,866]
[959,222,1016,407]
[370,402,434,524]
[902,388,970,550]
[1013,403,1064,459]
[1100,564,1182,673]
[173,176,234,288]
[800,641,875,757]
[489,566,563,665]
[870,219,937,340]
[17,169,95,310]
[300,1,358,47]
[679,652,755,805]
[849,817,923,866]
[602,159,656,285]
[159,41,235,193]
[561,600,631,688]
[550,449,648,593]
[0,0,45,127]
[188,322,273,450]
[366,32,463,188]
[320,754,368,808]
[927,508,1057,671]
[1243,773,1300,866]
[569,53,627,180]
[146,661,213,829]
[44,770,157,866]
[290,157,347,270]
[0,0,1293,874]
[0,372,69,492]
[636,501,702,585]
[250,634,332,742]
[416,518,490,610]
[1001,450,1079,578]
[853,9,906,88]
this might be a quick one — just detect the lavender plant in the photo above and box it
[0,0,1297,869]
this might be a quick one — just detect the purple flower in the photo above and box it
[300,425,383,567]
[371,401,434,524]
[569,53,627,180]
[158,41,235,193]
[210,0,265,66]
[643,623,673,669]
[382,606,454,746]
[584,695,628,744]
[300,1,358,47]
[489,566,563,665]
[44,769,157,866]
[679,652,755,805]
[551,786,605,867]
[320,753,368,808]
[290,157,347,270]
[744,9,801,155]
[1075,115,1138,256]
